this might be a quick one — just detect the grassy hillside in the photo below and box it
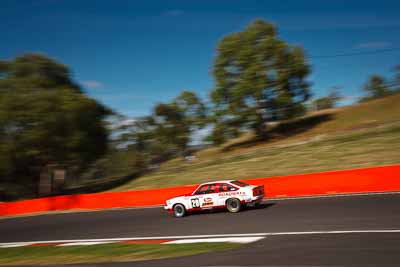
[111,94,400,191]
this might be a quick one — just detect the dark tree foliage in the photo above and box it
[108,91,206,170]
[150,91,206,158]
[0,54,110,198]
[153,102,190,155]
[0,53,81,92]
[210,19,311,142]
[362,75,390,100]
[392,65,400,91]
[312,87,342,111]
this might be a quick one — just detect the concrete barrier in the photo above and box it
[1,164,399,217]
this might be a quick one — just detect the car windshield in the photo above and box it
[230,180,250,187]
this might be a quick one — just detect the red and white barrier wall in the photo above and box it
[0,164,399,217]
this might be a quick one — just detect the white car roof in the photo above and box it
[199,180,235,185]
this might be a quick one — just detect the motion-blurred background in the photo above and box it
[1,0,399,201]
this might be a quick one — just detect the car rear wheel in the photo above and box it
[173,204,186,218]
[226,198,242,213]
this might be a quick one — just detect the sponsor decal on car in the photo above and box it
[202,197,214,206]
[218,191,245,197]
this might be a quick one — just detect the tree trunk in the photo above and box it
[253,113,268,140]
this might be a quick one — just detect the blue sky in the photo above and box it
[1,0,400,117]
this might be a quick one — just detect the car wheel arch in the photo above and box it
[225,197,241,205]
[225,197,242,213]
[172,203,187,218]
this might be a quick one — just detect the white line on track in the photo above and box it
[165,237,266,244]
[0,233,271,247]
[263,229,400,235]
[57,241,116,246]
[1,230,400,248]
[0,242,33,248]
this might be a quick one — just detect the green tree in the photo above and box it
[312,87,342,111]
[0,53,81,92]
[173,91,207,128]
[203,121,239,145]
[392,65,400,91]
[154,103,189,153]
[0,54,110,198]
[211,19,311,139]
[363,75,390,99]
[142,91,207,159]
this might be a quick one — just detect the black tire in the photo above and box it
[173,204,186,218]
[226,198,242,213]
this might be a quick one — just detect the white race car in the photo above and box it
[164,180,265,217]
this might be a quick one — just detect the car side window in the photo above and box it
[208,184,217,194]
[219,183,238,192]
[194,184,218,195]
[194,185,210,195]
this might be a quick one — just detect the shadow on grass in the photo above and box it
[62,171,143,195]
[223,113,334,151]
[0,172,144,201]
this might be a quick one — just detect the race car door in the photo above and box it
[216,183,240,206]
[190,183,219,209]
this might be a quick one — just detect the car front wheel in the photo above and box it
[173,204,186,218]
[226,198,242,213]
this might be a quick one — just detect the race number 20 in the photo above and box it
[191,198,200,208]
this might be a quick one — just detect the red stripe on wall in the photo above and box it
[0,165,399,217]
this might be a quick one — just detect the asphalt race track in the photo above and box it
[1,193,400,266]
